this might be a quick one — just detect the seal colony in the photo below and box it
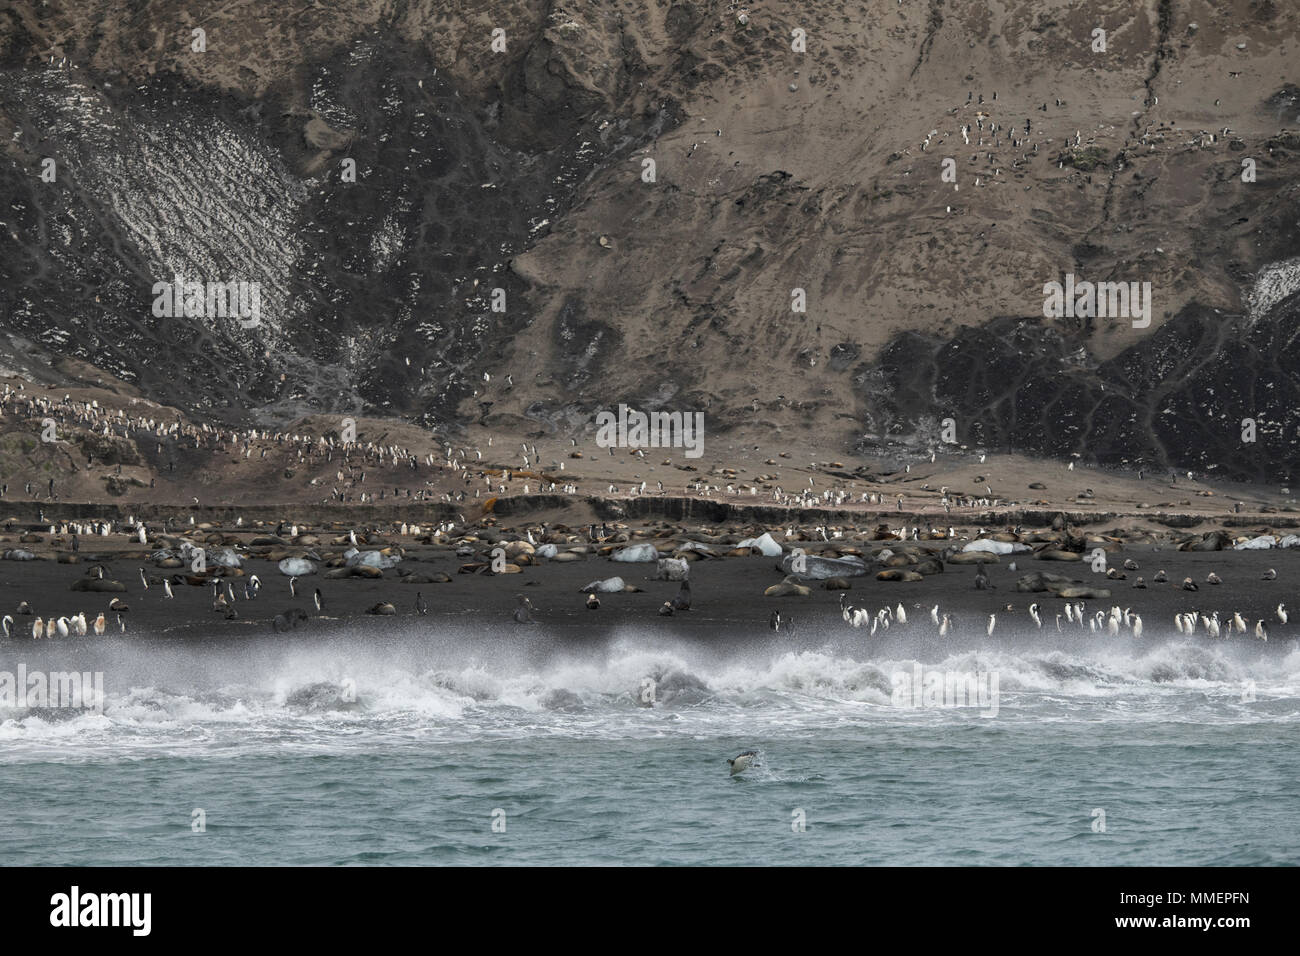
[0,508,1296,648]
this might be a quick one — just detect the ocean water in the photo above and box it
[1,625,1298,866]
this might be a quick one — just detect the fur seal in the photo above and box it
[728,750,758,776]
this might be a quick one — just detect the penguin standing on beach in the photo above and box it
[415,592,428,616]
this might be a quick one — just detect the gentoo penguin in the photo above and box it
[289,576,298,598]
[1153,569,1168,583]
[1181,577,1198,591]
[314,588,323,613]
[415,592,429,616]
[671,579,692,611]
[586,593,600,610]
[658,601,674,616]
[1028,603,1041,628]
[513,595,535,624]
[139,568,149,589]
[727,750,758,776]
[1277,604,1288,625]
[164,579,174,599]
[769,610,782,631]
[1,615,11,639]
[1206,572,1221,585]
[1263,568,1277,581]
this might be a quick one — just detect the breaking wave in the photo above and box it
[1,625,1297,758]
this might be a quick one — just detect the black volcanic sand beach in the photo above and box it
[2,541,1298,663]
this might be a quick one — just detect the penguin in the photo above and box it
[139,568,149,589]
[513,594,535,624]
[769,610,782,631]
[671,579,692,611]
[1207,572,1221,585]
[1,615,11,639]
[93,613,106,636]
[1255,620,1269,642]
[1263,568,1277,581]
[164,579,174,599]
[1181,577,1198,591]
[586,593,600,610]
[314,588,323,613]
[727,750,758,776]
[415,592,429,616]
[1154,569,1168,583]
[289,576,298,598]
[1277,603,1288,625]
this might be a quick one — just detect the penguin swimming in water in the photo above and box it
[728,750,758,776]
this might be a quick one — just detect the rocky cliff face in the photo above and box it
[1,1,1298,481]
